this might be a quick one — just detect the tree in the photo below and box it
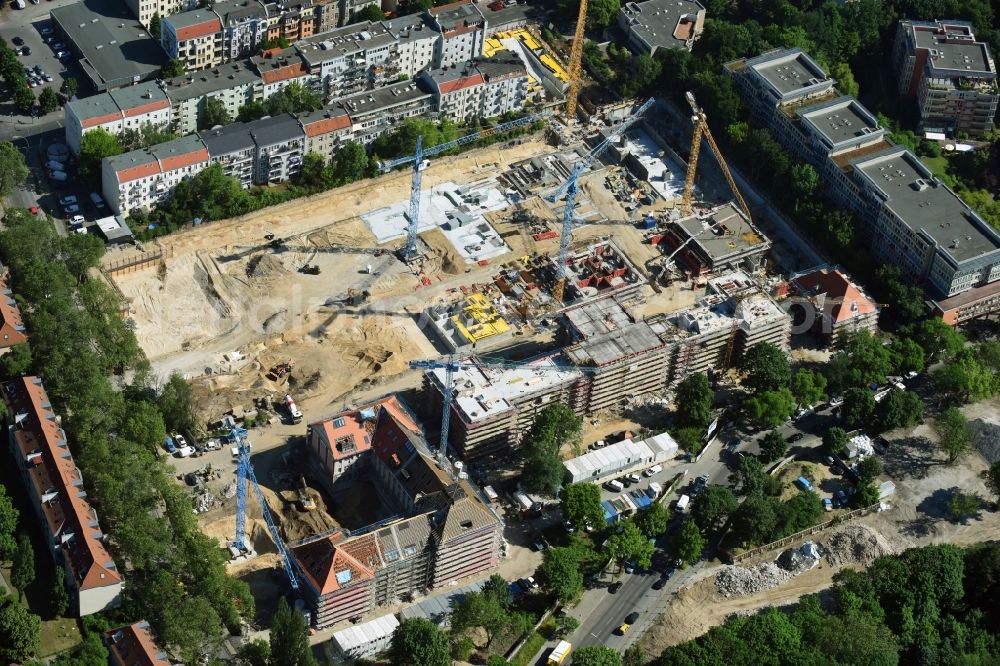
[729,454,779,498]
[789,162,819,201]
[829,62,859,97]
[351,3,385,21]
[623,645,645,666]
[758,430,788,464]
[790,368,827,408]
[873,389,923,433]
[264,82,322,116]
[821,427,849,457]
[13,85,34,114]
[296,152,328,191]
[672,519,705,566]
[51,630,109,666]
[691,484,737,531]
[904,318,966,363]
[160,58,185,78]
[840,387,875,429]
[147,11,163,39]
[932,352,996,405]
[934,407,971,464]
[78,129,124,187]
[51,566,69,617]
[11,533,35,599]
[856,481,880,508]
[731,494,780,546]
[269,597,316,666]
[235,639,270,666]
[949,492,982,523]
[634,502,670,538]
[0,484,18,559]
[984,461,1000,508]
[561,483,604,531]
[586,0,621,29]
[521,404,580,495]
[856,456,882,484]
[330,141,368,184]
[60,77,79,97]
[607,520,654,569]
[451,589,531,649]
[199,96,231,130]
[539,547,584,603]
[674,372,713,428]
[237,100,267,123]
[740,342,791,392]
[889,337,925,375]
[0,142,28,200]
[573,645,622,665]
[745,388,796,428]
[555,615,579,638]
[0,598,40,663]
[671,426,704,455]
[827,331,892,391]
[38,87,59,114]
[390,618,449,666]
[158,372,195,434]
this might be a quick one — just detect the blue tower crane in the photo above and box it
[410,355,596,459]
[378,111,552,260]
[544,97,655,303]
[231,427,299,591]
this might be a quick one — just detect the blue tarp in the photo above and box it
[602,500,618,524]
[630,491,652,509]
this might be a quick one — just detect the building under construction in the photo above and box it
[294,396,504,628]
[652,201,771,279]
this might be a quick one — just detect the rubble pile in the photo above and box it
[194,492,216,513]
[715,562,793,597]
[820,526,893,567]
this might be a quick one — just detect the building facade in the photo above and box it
[162,11,225,71]
[125,0,197,28]
[162,61,263,135]
[2,377,124,616]
[102,135,211,215]
[64,82,172,154]
[789,266,879,346]
[214,0,270,61]
[617,0,706,55]
[893,19,998,136]
[428,1,487,69]
[248,113,306,184]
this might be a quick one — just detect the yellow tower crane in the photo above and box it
[680,91,752,222]
[565,0,588,119]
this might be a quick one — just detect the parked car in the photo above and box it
[175,445,195,458]
[163,437,177,454]
[90,192,106,209]
[69,215,85,226]
[59,194,78,206]
[51,41,66,50]
[204,439,221,451]
[619,476,633,488]
[617,612,640,635]
[652,577,668,590]
[17,46,31,56]
[643,464,662,477]
[12,37,23,46]
[174,434,189,448]
[787,432,805,443]
[608,581,623,594]
[604,479,624,492]
[56,51,70,59]
[625,473,641,484]
[39,27,53,36]
[63,203,80,214]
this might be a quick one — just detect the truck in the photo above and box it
[284,394,303,424]
[676,494,690,512]
[547,640,572,666]
[795,476,814,492]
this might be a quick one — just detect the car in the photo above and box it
[69,215,85,225]
[618,476,632,488]
[608,581,623,594]
[727,437,741,450]
[905,370,919,380]
[33,65,42,73]
[204,439,221,451]
[30,0,38,4]
[175,445,195,458]
[617,612,640,634]
[652,577,668,590]
[63,204,80,214]
[625,473,641,484]
[624,561,636,574]
[73,227,88,235]
[52,41,66,50]
[662,567,675,580]
[59,194,78,206]
[163,437,177,454]
[12,37,23,46]
[43,72,52,82]
[830,395,844,408]
[28,79,38,87]
[522,576,539,590]
[174,434,189,448]
[787,432,805,443]
[39,26,53,35]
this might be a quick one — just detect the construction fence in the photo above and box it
[731,503,881,563]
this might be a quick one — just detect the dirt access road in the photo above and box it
[639,396,1000,657]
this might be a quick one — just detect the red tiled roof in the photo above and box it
[292,533,376,595]
[175,18,223,41]
[81,112,123,129]
[116,161,161,184]
[303,114,351,136]
[124,99,171,118]
[438,73,484,94]
[311,395,419,463]
[261,62,308,84]
[793,268,878,323]
[158,147,209,172]
[106,621,169,666]
[0,281,28,348]
[2,377,122,593]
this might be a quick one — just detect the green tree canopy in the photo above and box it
[351,3,385,21]
[607,520,654,569]
[903,318,966,363]
[888,337,925,375]
[740,342,791,392]
[0,597,40,663]
[827,331,892,392]
[0,142,29,200]
[539,547,585,603]
[934,407,972,464]
[269,597,316,666]
[51,566,69,617]
[728,454,779,497]
[390,618,450,666]
[561,483,604,531]
[634,502,670,538]
[873,389,923,433]
[948,491,981,523]
[11,533,35,598]
[840,387,876,429]
[38,87,59,114]
[200,96,232,130]
[932,352,996,405]
[674,372,713,429]
[0,484,18,560]
[745,388,796,428]
[821,426,848,457]
[856,456,882,484]
[573,644,622,666]
[78,129,124,187]
[330,141,368,184]
[60,77,79,97]
[585,0,621,28]
[758,430,788,464]
[672,519,705,566]
[790,368,827,408]
[521,403,580,495]
[160,58,185,78]
[984,460,1000,507]
[691,484,737,531]
[149,12,161,40]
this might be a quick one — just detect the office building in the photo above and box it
[617,0,706,56]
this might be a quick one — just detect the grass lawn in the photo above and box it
[920,154,949,181]
[39,618,82,657]
[510,616,557,666]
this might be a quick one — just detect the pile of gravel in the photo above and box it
[970,419,1000,464]
[820,526,893,568]
[715,562,793,598]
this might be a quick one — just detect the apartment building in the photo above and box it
[295,23,400,100]
[102,135,210,215]
[789,266,878,346]
[253,49,321,97]
[106,621,169,666]
[125,0,196,28]
[298,106,353,161]
[296,395,503,628]
[313,0,341,33]
[727,48,1000,318]
[617,0,706,56]
[265,0,317,43]
[2,376,124,616]
[428,1,487,70]
[214,0,270,61]
[421,58,526,124]
[248,113,307,184]
[199,123,258,187]
[340,0,380,25]
[0,281,28,349]
[893,19,998,136]
[336,79,434,146]
[64,82,172,154]
[383,14,438,76]
[162,10,225,71]
[162,61,263,135]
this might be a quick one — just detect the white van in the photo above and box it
[676,494,691,512]
[604,479,624,493]
[643,464,662,477]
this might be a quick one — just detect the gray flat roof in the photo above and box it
[676,202,768,260]
[105,147,157,172]
[381,14,435,42]
[213,0,267,23]
[475,57,525,80]
[798,96,882,147]
[914,26,995,76]
[748,48,830,97]
[161,61,261,101]
[66,92,120,123]
[563,305,664,367]
[51,0,166,90]
[337,79,431,117]
[295,21,395,64]
[247,113,304,146]
[108,81,168,111]
[163,8,223,30]
[619,0,704,51]
[430,1,485,30]
[199,122,255,156]
[853,148,1000,265]
[149,134,209,160]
